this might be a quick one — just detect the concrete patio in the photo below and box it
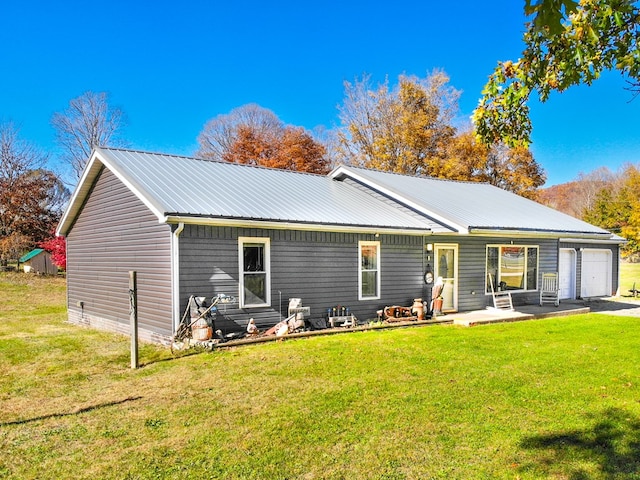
[446,296,640,327]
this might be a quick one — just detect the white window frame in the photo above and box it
[238,237,271,308]
[485,244,539,293]
[359,240,381,300]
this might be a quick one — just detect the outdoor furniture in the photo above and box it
[488,273,514,311]
[539,272,560,307]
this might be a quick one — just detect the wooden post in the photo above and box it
[129,271,139,369]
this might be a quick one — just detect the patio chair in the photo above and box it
[539,272,560,307]
[487,273,514,311]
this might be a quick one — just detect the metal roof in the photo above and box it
[57,147,617,240]
[57,148,444,236]
[331,165,614,237]
[19,248,45,263]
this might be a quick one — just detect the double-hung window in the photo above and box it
[359,241,380,300]
[486,245,538,293]
[239,237,270,307]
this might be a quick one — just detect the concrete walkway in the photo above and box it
[446,296,640,327]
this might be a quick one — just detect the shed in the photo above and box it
[19,248,58,275]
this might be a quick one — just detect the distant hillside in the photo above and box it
[537,182,584,219]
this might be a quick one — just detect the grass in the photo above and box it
[620,261,640,295]
[1,273,640,479]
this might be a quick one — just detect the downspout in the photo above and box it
[171,222,185,332]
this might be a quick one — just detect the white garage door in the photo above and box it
[581,249,612,298]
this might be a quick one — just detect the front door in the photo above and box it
[434,244,458,312]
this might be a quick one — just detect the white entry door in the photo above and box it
[580,249,612,298]
[434,244,458,312]
[558,249,576,300]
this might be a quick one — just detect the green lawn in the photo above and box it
[1,272,640,479]
[620,261,640,295]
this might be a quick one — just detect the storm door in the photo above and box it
[434,244,458,312]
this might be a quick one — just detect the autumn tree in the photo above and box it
[538,167,618,218]
[39,234,66,270]
[197,104,330,174]
[440,130,545,198]
[336,72,459,175]
[583,164,640,258]
[0,123,68,265]
[52,91,126,179]
[336,73,546,197]
[474,0,640,146]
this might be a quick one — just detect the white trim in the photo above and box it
[558,248,577,300]
[358,240,381,301]
[171,222,185,332]
[560,237,626,244]
[164,215,431,236]
[57,147,167,236]
[238,237,271,308]
[471,229,612,240]
[485,244,540,293]
[330,166,467,233]
[434,243,458,312]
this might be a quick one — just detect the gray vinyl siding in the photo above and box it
[178,225,427,332]
[179,227,571,333]
[66,167,173,340]
[432,236,559,310]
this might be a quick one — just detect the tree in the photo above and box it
[583,164,640,258]
[442,130,546,198]
[52,91,126,179]
[336,73,546,197]
[474,0,640,147]
[0,123,68,265]
[336,72,459,175]
[39,234,66,270]
[197,104,330,174]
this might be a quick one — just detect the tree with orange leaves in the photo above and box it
[197,104,330,174]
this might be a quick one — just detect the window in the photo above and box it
[359,241,380,300]
[486,245,538,293]
[239,237,270,307]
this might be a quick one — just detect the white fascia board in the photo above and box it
[163,215,432,236]
[56,150,104,236]
[329,165,467,233]
[559,236,627,245]
[468,228,614,240]
[92,148,167,222]
[57,148,167,237]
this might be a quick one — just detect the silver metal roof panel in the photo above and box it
[58,148,443,235]
[331,165,612,236]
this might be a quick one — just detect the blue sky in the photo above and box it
[2,0,639,186]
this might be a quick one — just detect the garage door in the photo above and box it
[580,249,612,298]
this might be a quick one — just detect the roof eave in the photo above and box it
[164,214,433,236]
[469,226,614,239]
[329,165,466,233]
[56,147,167,236]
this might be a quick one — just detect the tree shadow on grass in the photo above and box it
[519,408,640,479]
[0,396,142,427]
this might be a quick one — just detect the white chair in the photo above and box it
[488,273,514,311]
[539,272,560,307]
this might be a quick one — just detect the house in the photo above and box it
[19,248,57,275]
[56,147,623,343]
